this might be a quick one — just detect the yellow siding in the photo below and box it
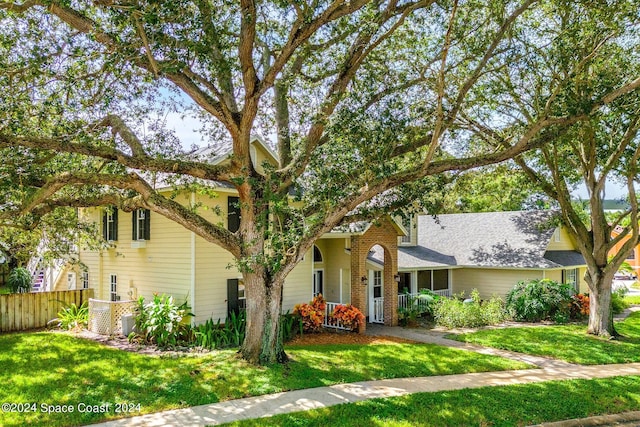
[547,227,577,250]
[544,269,562,283]
[251,143,278,174]
[194,234,237,323]
[79,204,192,305]
[315,239,352,303]
[452,268,543,299]
[283,250,313,311]
[578,267,588,293]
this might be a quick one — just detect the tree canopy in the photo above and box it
[1,0,640,362]
[469,0,640,337]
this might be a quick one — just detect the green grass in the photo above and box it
[223,376,640,426]
[448,311,640,365]
[0,332,528,427]
[625,295,640,304]
[0,285,11,294]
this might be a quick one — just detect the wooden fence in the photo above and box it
[0,289,94,333]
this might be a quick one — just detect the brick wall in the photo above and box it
[350,218,399,330]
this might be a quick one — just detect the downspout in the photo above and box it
[190,192,196,324]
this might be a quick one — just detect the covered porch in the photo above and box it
[315,217,405,331]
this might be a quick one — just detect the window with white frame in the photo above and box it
[132,209,151,241]
[373,270,382,298]
[102,208,118,241]
[564,268,578,290]
[110,274,118,301]
[81,271,89,289]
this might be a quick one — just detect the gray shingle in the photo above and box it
[543,250,586,267]
[410,210,565,269]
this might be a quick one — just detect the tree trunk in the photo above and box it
[585,270,617,338]
[240,272,288,364]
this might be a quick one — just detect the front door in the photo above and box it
[369,270,384,323]
[313,269,324,297]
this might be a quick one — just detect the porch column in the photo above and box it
[383,244,398,327]
[350,235,367,333]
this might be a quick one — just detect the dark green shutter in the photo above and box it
[144,209,151,240]
[102,211,108,240]
[132,211,137,240]
[111,209,118,241]
[227,279,239,316]
[228,197,240,232]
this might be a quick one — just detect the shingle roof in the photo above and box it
[543,250,586,267]
[406,210,584,269]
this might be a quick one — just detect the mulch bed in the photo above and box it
[66,329,416,356]
[286,331,416,346]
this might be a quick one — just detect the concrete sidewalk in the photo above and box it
[89,317,640,426]
[90,362,640,426]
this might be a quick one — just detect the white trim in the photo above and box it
[190,192,196,322]
[339,269,343,304]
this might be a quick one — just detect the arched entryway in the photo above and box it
[349,218,400,330]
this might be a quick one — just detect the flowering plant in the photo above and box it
[294,294,326,333]
[570,293,589,319]
[331,304,365,331]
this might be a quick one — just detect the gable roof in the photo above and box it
[396,210,586,270]
[152,136,278,191]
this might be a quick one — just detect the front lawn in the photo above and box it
[0,331,529,427]
[448,311,640,365]
[224,375,640,427]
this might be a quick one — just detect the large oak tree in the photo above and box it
[1,0,639,363]
[464,1,640,337]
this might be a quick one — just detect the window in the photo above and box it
[417,269,449,292]
[401,217,412,244]
[67,273,76,290]
[373,270,382,298]
[227,278,246,315]
[313,270,324,297]
[228,196,240,232]
[313,246,323,263]
[433,270,449,291]
[102,208,118,241]
[81,271,89,289]
[110,274,118,301]
[627,250,636,260]
[554,228,561,242]
[131,209,151,240]
[563,268,578,290]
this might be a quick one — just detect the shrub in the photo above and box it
[506,279,574,322]
[612,287,630,315]
[331,304,365,331]
[293,294,326,333]
[398,290,441,326]
[433,289,506,328]
[133,294,193,348]
[7,267,32,293]
[569,293,590,320]
[193,310,246,349]
[280,311,303,342]
[192,310,299,350]
[49,302,89,330]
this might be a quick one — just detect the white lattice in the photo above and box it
[88,298,136,335]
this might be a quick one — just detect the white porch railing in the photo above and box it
[323,301,351,331]
[398,289,452,310]
[432,289,451,297]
